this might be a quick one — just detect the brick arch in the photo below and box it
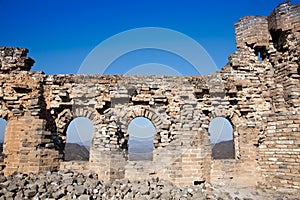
[72,107,97,122]
[203,106,237,133]
[121,108,164,132]
[114,107,170,150]
[206,111,240,159]
[55,107,101,135]
[53,107,102,160]
[53,107,101,154]
[209,115,235,130]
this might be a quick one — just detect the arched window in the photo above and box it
[208,117,234,159]
[127,117,155,161]
[0,118,7,162]
[64,117,94,161]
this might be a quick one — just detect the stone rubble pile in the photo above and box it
[0,170,298,200]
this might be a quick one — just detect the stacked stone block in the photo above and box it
[269,2,300,32]
[0,47,34,72]
[259,114,300,190]
[235,16,270,48]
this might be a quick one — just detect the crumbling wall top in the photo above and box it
[0,47,34,73]
[268,1,300,32]
[234,1,300,49]
[235,16,270,49]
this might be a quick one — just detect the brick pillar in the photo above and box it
[4,117,61,176]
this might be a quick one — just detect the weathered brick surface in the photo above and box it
[0,1,299,191]
[269,2,300,32]
[235,16,270,48]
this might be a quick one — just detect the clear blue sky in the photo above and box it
[1,0,298,74]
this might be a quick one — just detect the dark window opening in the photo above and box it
[255,47,267,61]
[203,110,210,116]
[236,85,243,91]
[194,180,205,185]
[229,99,238,106]
[270,29,283,51]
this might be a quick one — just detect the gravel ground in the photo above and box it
[0,171,299,199]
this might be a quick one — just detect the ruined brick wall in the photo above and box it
[0,1,299,190]
[0,48,61,175]
[41,74,206,185]
[268,2,300,32]
[229,2,300,190]
[235,16,270,49]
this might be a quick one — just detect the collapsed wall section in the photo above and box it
[233,1,300,190]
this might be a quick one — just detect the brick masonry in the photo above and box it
[0,2,299,191]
